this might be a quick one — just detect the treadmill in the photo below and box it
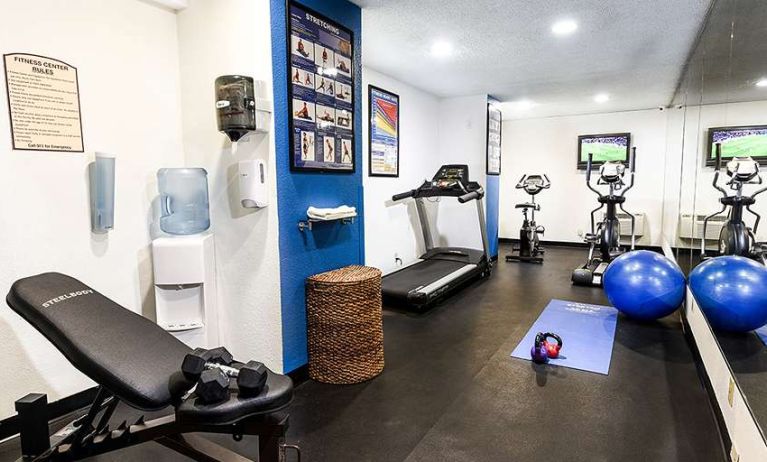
[382,164,491,310]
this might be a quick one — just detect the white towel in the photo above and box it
[307,205,357,221]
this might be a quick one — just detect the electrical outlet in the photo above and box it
[394,253,403,266]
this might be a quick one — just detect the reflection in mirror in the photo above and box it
[668,0,767,441]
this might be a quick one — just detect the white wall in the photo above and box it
[500,109,669,246]
[176,0,284,371]
[0,0,184,418]
[362,67,441,274]
[435,95,489,251]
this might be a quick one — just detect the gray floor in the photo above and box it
[0,245,725,461]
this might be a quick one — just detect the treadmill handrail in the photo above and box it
[392,189,416,202]
[458,187,484,203]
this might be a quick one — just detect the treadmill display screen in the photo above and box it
[434,165,468,182]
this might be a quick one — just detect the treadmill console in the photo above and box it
[423,164,479,196]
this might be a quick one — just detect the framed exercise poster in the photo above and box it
[368,85,399,177]
[486,103,502,175]
[287,1,355,173]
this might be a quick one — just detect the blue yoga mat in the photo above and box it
[511,299,619,375]
[756,326,767,345]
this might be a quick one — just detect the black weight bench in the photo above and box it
[6,273,299,461]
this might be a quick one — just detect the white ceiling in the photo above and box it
[352,0,712,119]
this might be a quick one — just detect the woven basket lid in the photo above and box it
[308,265,381,283]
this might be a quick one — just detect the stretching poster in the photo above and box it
[368,86,399,177]
[288,2,355,172]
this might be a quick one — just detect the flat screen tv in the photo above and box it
[576,133,631,169]
[707,125,767,166]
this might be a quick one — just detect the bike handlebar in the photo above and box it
[514,174,527,189]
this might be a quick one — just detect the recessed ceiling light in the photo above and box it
[430,40,453,58]
[594,93,610,103]
[756,78,767,87]
[552,19,578,36]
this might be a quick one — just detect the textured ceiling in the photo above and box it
[674,0,767,106]
[352,0,712,119]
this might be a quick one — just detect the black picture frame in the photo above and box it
[286,0,356,173]
[486,103,502,175]
[368,85,400,177]
[576,133,631,170]
[706,125,767,166]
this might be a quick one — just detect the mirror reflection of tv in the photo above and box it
[576,133,631,170]
[707,125,767,166]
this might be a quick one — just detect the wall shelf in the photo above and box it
[298,215,356,231]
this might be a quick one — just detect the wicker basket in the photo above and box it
[306,265,384,384]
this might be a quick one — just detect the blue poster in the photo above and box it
[288,2,354,172]
[369,86,399,176]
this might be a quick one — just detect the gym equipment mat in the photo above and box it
[511,299,618,375]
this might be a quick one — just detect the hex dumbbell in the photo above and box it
[181,347,268,404]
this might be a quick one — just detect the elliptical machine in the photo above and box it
[572,148,637,286]
[506,174,551,263]
[701,143,767,264]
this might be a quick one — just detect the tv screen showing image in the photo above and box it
[707,125,767,166]
[577,133,631,169]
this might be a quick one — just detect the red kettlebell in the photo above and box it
[543,332,563,359]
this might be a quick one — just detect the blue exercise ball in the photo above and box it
[603,250,686,320]
[689,256,767,332]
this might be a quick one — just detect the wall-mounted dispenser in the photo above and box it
[239,159,268,208]
[215,75,272,141]
[157,168,210,235]
[90,153,115,233]
[152,233,219,348]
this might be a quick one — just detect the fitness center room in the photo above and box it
[2,0,767,460]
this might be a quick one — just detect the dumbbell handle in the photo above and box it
[204,362,240,378]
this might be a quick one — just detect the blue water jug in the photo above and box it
[157,168,210,235]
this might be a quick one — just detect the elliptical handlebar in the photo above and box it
[621,147,637,196]
[585,153,601,197]
[711,143,728,198]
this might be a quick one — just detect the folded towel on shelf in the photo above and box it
[307,205,357,221]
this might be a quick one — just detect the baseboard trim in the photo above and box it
[0,387,98,441]
[498,238,661,252]
[287,364,310,386]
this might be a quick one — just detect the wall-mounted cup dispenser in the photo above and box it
[216,75,256,142]
[158,168,210,235]
[239,159,268,208]
[90,153,115,233]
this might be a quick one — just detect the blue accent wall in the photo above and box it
[270,0,364,372]
[486,175,500,259]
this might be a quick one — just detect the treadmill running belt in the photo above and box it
[382,259,471,305]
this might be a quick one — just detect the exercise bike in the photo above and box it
[701,142,767,264]
[506,174,551,263]
[572,148,637,286]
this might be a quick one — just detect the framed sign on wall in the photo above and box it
[287,1,355,173]
[486,103,502,175]
[368,85,399,177]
